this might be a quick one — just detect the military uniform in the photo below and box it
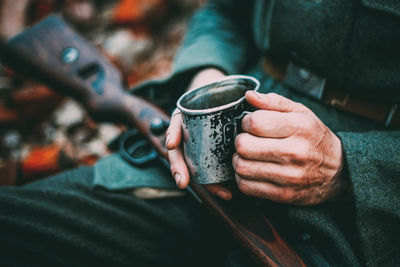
[1,0,399,266]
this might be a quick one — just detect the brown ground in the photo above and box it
[0,0,203,185]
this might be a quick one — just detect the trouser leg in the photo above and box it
[0,166,236,267]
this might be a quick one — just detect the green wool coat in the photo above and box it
[1,1,399,266]
[97,0,400,265]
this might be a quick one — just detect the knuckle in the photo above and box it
[302,141,312,155]
[236,177,250,194]
[266,93,286,108]
[252,167,265,180]
[235,134,249,156]
[284,175,301,186]
[292,192,307,204]
[291,142,311,163]
[234,134,245,154]
[266,93,281,104]
[296,102,309,113]
[235,175,243,188]
[233,157,248,177]
[245,111,263,133]
[281,189,295,202]
[292,168,307,180]
[277,97,286,107]
[247,114,258,132]
[168,152,182,174]
[297,115,314,132]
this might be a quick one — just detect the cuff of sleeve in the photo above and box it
[336,131,400,206]
[173,35,244,76]
[94,154,176,190]
[336,131,400,264]
[130,63,226,113]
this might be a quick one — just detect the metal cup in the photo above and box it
[177,75,260,184]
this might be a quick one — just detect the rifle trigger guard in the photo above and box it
[119,129,159,166]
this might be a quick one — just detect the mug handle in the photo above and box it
[223,111,251,145]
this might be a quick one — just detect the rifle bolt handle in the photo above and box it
[150,117,169,135]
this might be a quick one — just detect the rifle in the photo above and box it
[0,15,306,267]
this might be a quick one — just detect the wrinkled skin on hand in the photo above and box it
[233,91,347,205]
[166,72,347,205]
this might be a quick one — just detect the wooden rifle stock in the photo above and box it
[0,15,306,267]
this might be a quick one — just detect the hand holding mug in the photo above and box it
[166,68,234,200]
[233,91,347,205]
[167,72,348,205]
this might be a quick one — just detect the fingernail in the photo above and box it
[165,133,170,148]
[174,173,182,188]
[217,189,230,200]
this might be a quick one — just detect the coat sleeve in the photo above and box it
[336,131,400,265]
[173,0,259,75]
[131,0,259,110]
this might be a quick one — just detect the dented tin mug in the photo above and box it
[177,75,260,184]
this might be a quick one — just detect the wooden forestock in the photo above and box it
[0,15,306,267]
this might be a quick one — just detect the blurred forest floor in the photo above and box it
[0,0,203,185]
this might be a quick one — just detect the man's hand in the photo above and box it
[166,68,233,200]
[233,91,347,205]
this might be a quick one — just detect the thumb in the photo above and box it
[245,91,310,113]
